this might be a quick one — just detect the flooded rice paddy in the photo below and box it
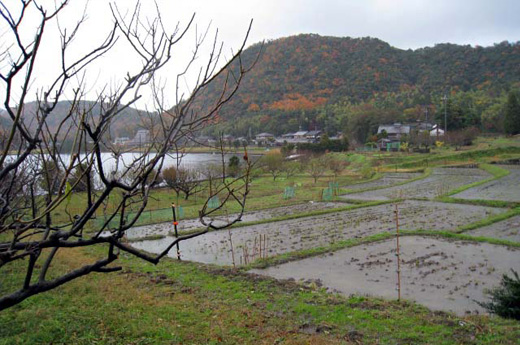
[131,164,519,315]
[452,165,520,202]
[344,172,422,191]
[127,202,346,239]
[464,215,520,242]
[131,200,504,265]
[341,167,491,200]
[250,237,520,315]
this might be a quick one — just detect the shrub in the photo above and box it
[478,269,520,320]
[360,164,375,179]
[228,155,240,177]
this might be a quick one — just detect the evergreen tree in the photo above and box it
[479,269,520,320]
[504,91,520,135]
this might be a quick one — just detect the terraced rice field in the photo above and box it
[127,202,347,239]
[344,172,422,191]
[464,215,520,242]
[341,167,491,200]
[132,163,519,315]
[131,200,504,265]
[250,237,520,315]
[453,165,520,202]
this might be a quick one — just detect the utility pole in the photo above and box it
[394,203,402,301]
[442,94,448,134]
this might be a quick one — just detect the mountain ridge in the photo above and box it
[2,34,519,138]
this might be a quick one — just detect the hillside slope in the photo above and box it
[199,34,520,135]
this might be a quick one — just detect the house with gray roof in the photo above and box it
[377,123,410,140]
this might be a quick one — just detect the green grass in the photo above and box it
[72,173,367,230]
[3,141,520,344]
[2,244,519,345]
[393,146,520,169]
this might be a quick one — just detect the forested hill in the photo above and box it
[0,101,148,141]
[2,35,519,140]
[199,34,520,135]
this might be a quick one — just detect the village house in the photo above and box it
[293,130,308,140]
[255,132,275,146]
[430,124,445,137]
[114,137,130,145]
[377,123,411,140]
[305,130,322,142]
[376,123,410,151]
[132,129,150,145]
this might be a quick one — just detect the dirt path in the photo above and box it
[250,236,520,315]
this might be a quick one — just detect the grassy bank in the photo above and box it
[1,245,519,345]
[3,139,520,344]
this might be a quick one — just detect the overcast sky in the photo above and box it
[183,0,520,49]
[2,0,520,108]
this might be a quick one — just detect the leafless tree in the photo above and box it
[327,155,349,180]
[162,166,201,200]
[0,0,255,310]
[306,155,328,183]
[261,151,284,181]
[445,127,479,151]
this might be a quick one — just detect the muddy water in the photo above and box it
[250,236,520,315]
[131,201,504,265]
[341,167,491,201]
[345,172,422,191]
[453,165,520,202]
[127,202,347,239]
[466,215,520,242]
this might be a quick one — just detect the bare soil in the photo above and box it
[127,202,347,239]
[341,168,491,201]
[131,201,503,265]
[250,236,520,315]
[452,165,520,202]
[464,215,520,242]
[344,172,422,191]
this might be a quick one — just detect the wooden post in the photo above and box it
[395,203,401,301]
[225,209,235,268]
[263,234,267,259]
[171,203,181,260]
[228,228,235,268]
[258,235,262,259]
[253,237,257,260]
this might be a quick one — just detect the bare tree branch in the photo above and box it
[0,1,257,310]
